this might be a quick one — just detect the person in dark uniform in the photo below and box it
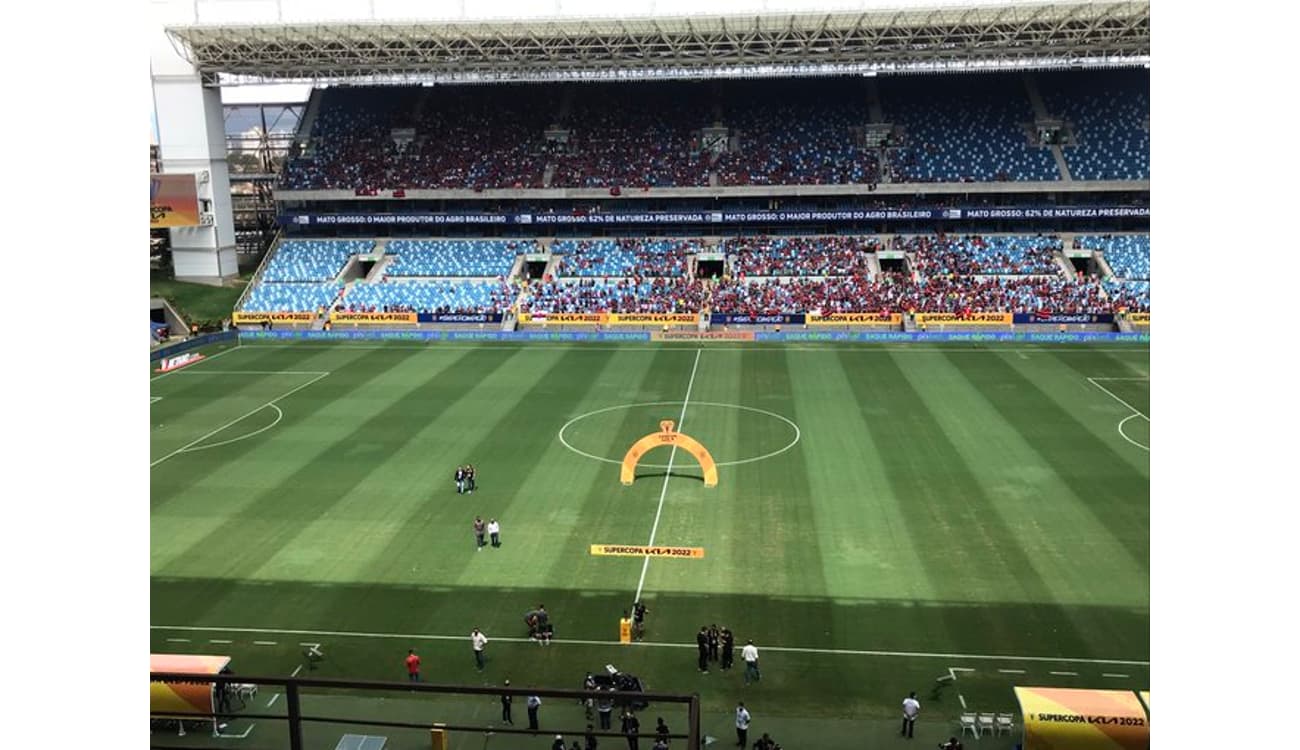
[455,465,466,494]
[216,666,233,714]
[585,724,598,750]
[500,680,513,724]
[655,717,670,745]
[631,601,649,641]
[474,517,486,550]
[466,464,476,493]
[720,627,735,670]
[707,624,720,664]
[621,709,640,750]
[696,626,710,673]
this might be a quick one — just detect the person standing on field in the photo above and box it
[455,465,466,494]
[596,687,615,730]
[405,649,421,681]
[474,516,487,550]
[488,518,501,547]
[734,702,750,747]
[696,626,710,673]
[621,709,640,750]
[720,627,735,670]
[500,680,513,724]
[742,640,760,685]
[527,694,542,731]
[707,624,720,664]
[471,627,488,671]
[901,691,920,738]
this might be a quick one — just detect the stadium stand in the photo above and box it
[261,240,374,282]
[1103,279,1150,312]
[1039,70,1150,181]
[880,75,1060,182]
[384,239,532,277]
[241,282,346,313]
[1076,234,1150,279]
[340,279,518,314]
[903,234,1063,276]
[724,235,879,277]
[521,277,707,314]
[555,238,693,277]
[712,80,879,186]
[548,83,710,188]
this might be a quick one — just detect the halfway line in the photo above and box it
[634,348,701,603]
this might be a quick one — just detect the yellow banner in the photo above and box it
[520,313,606,324]
[606,313,700,325]
[590,544,705,559]
[808,313,902,325]
[330,312,418,324]
[1129,313,1150,324]
[1015,687,1149,750]
[915,312,1013,325]
[232,312,315,324]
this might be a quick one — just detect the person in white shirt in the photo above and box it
[734,702,751,748]
[901,691,921,738]
[527,694,542,730]
[471,627,489,671]
[488,518,501,547]
[741,640,761,685]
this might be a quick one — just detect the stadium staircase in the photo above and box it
[865,79,885,123]
[363,240,393,283]
[865,251,883,277]
[1022,74,1074,181]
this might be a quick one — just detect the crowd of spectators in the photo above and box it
[520,277,707,314]
[881,75,1061,183]
[901,234,1063,276]
[548,84,710,188]
[709,272,1118,315]
[278,74,1145,191]
[724,235,879,277]
[340,279,518,315]
[1039,70,1150,181]
[712,80,879,186]
[1103,279,1151,312]
[555,238,694,277]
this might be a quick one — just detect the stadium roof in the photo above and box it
[166,0,1149,86]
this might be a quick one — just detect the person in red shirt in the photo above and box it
[405,649,421,682]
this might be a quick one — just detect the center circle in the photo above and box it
[558,401,801,468]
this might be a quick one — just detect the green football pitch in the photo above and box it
[150,340,1149,749]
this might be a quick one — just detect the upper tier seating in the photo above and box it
[881,75,1060,182]
[384,239,533,277]
[1039,70,1150,181]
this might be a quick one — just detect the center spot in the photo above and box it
[558,401,801,469]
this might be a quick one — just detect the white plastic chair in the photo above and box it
[995,713,1014,736]
[960,713,979,738]
[978,713,996,737]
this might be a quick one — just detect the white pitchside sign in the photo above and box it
[155,352,205,373]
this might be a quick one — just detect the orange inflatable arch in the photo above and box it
[621,420,718,487]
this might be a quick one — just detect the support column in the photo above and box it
[152,21,237,285]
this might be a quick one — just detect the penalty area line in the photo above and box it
[149,624,1150,666]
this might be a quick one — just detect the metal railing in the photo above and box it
[150,672,700,750]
